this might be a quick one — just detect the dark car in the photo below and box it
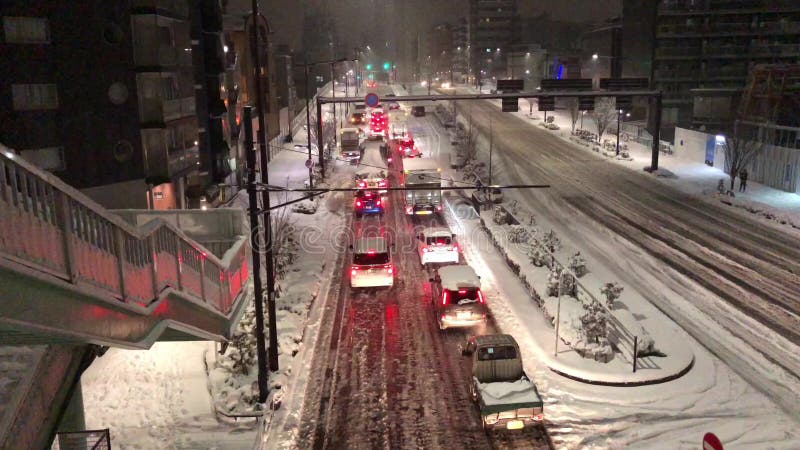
[411,106,426,117]
[354,189,384,218]
[350,112,366,125]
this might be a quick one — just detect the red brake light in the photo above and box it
[356,200,362,207]
[478,290,485,304]
[458,289,467,294]
[386,264,393,274]
[368,249,375,254]
[422,247,430,253]
[376,200,381,206]
[351,268,357,276]
[387,157,392,162]
[442,290,449,306]
[436,205,443,211]
[358,181,366,188]
[453,244,459,251]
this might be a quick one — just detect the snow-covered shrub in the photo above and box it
[291,199,317,214]
[493,205,510,225]
[568,251,588,277]
[559,270,577,297]
[508,224,530,244]
[527,245,549,267]
[600,282,624,309]
[528,245,550,267]
[541,229,561,253]
[580,299,608,343]
[546,266,562,297]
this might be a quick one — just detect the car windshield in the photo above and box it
[353,252,389,265]
[426,236,451,245]
[477,345,517,361]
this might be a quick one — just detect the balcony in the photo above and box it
[142,127,199,180]
[139,97,196,125]
[655,46,702,58]
[132,0,189,19]
[134,44,192,69]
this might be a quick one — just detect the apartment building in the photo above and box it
[469,0,518,81]
[653,0,800,135]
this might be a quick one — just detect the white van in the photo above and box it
[350,237,394,288]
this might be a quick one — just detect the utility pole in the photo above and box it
[249,0,279,374]
[243,107,268,403]
[303,59,313,188]
[330,62,336,147]
[488,117,493,186]
[616,109,621,156]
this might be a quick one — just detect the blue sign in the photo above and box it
[365,93,380,108]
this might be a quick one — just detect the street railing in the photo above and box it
[51,429,111,450]
[0,147,248,315]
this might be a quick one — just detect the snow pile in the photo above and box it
[477,378,540,406]
[714,193,800,230]
[291,197,318,215]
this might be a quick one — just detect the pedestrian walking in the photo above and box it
[739,168,749,192]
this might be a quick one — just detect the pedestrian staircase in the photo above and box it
[0,147,251,348]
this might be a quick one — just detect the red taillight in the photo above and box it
[478,290,485,304]
[387,157,392,162]
[376,200,381,206]
[442,290,449,306]
[379,180,387,187]
[458,289,467,294]
[436,205,443,211]
[386,264,393,274]
[422,247,430,253]
[358,181,366,188]
[453,244,459,251]
[351,268,358,277]
[356,200,362,207]
[368,249,375,254]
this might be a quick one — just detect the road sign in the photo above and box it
[305,158,314,169]
[579,96,595,111]
[538,96,555,111]
[497,79,524,92]
[615,95,633,111]
[540,79,593,91]
[600,78,649,90]
[703,432,723,450]
[365,93,380,108]
[502,97,519,112]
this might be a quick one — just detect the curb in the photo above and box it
[547,354,695,387]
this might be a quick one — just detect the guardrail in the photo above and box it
[51,429,111,450]
[0,147,248,315]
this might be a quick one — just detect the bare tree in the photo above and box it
[307,107,335,157]
[567,97,580,132]
[592,97,617,143]
[722,121,765,190]
[462,109,480,164]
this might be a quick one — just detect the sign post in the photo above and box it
[365,93,380,108]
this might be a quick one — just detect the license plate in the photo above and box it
[506,420,524,430]
[416,211,432,215]
[457,311,470,320]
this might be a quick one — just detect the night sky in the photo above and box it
[247,0,622,52]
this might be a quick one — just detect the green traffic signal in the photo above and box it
[365,63,373,71]
[383,62,391,71]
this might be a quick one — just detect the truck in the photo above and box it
[388,110,408,140]
[339,127,361,161]
[402,157,441,215]
[462,334,544,431]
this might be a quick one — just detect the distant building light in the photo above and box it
[194,140,199,146]
[223,45,229,53]
[592,53,599,60]
[525,69,530,74]
[526,52,531,57]
[496,47,500,52]
[486,48,491,53]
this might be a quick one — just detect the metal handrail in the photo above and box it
[0,146,248,315]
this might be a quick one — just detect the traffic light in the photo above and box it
[365,63,373,71]
[383,61,391,71]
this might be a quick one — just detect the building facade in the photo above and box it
[0,0,236,209]
[652,0,800,138]
[469,0,518,82]
[453,18,471,83]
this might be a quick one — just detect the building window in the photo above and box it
[3,16,50,44]
[11,84,59,110]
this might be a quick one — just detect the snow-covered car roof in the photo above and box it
[353,237,388,254]
[422,227,453,238]
[438,265,480,290]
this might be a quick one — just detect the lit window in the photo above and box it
[11,84,59,110]
[3,17,50,44]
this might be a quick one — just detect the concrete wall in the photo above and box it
[674,127,712,163]
[675,126,800,193]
